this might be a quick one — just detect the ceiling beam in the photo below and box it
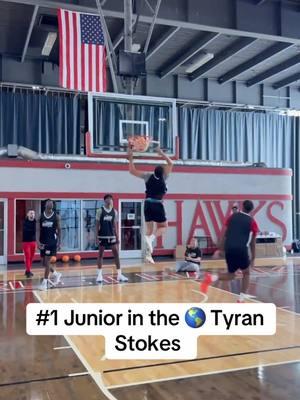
[247,54,300,86]
[273,72,300,89]
[112,29,124,50]
[159,32,218,79]
[109,14,138,54]
[146,27,180,61]
[190,37,256,82]
[95,0,118,92]
[5,0,300,45]
[218,42,293,84]
[143,0,162,54]
[21,4,39,62]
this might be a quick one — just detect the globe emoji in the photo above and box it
[185,307,206,328]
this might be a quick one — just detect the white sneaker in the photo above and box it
[195,272,201,280]
[117,273,128,282]
[38,279,48,291]
[145,253,155,264]
[51,271,62,286]
[237,293,246,303]
[96,270,103,282]
[145,235,153,254]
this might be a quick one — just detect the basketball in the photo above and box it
[50,256,57,264]
[62,255,70,263]
[74,254,81,262]
[128,136,150,152]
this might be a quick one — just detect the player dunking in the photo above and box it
[95,194,128,283]
[38,199,62,291]
[128,146,173,264]
[202,200,259,302]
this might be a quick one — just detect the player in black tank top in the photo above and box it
[128,146,173,264]
[38,199,62,291]
[95,194,128,283]
[201,200,259,303]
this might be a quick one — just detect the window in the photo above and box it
[55,200,81,251]
[82,200,103,250]
[15,199,106,254]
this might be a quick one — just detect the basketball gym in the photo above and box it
[1,1,300,399]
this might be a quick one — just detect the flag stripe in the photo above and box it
[88,45,93,92]
[96,46,100,92]
[65,11,71,89]
[72,12,78,91]
[98,46,102,92]
[92,45,97,92]
[61,10,67,87]
[58,8,106,92]
[85,44,89,91]
[57,10,63,87]
[76,12,81,91]
[81,43,85,91]
[68,11,74,89]
[103,47,107,92]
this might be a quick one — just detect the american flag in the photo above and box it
[58,9,107,92]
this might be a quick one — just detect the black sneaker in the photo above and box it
[25,271,34,278]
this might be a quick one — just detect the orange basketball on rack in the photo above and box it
[74,254,81,262]
[62,255,70,263]
[50,256,57,264]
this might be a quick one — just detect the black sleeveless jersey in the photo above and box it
[145,174,167,200]
[40,212,58,245]
[98,207,116,238]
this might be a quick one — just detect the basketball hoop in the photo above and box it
[126,135,160,152]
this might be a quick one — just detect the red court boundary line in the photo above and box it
[0,159,292,176]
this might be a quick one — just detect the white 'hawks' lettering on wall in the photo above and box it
[156,199,288,248]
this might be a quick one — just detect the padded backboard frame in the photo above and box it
[87,92,178,159]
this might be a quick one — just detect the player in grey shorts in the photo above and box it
[176,238,202,279]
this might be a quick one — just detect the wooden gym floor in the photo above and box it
[1,257,300,399]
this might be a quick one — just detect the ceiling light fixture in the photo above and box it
[185,52,214,73]
[41,32,57,56]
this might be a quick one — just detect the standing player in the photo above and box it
[95,194,128,283]
[128,146,173,264]
[202,200,259,302]
[38,199,62,291]
[22,209,36,278]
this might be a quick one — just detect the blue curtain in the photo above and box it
[0,91,80,154]
[179,108,293,167]
[179,108,299,237]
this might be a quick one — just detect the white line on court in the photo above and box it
[53,346,72,350]
[135,273,159,281]
[204,284,300,316]
[106,358,300,390]
[68,371,89,377]
[33,290,119,400]
[191,289,208,303]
